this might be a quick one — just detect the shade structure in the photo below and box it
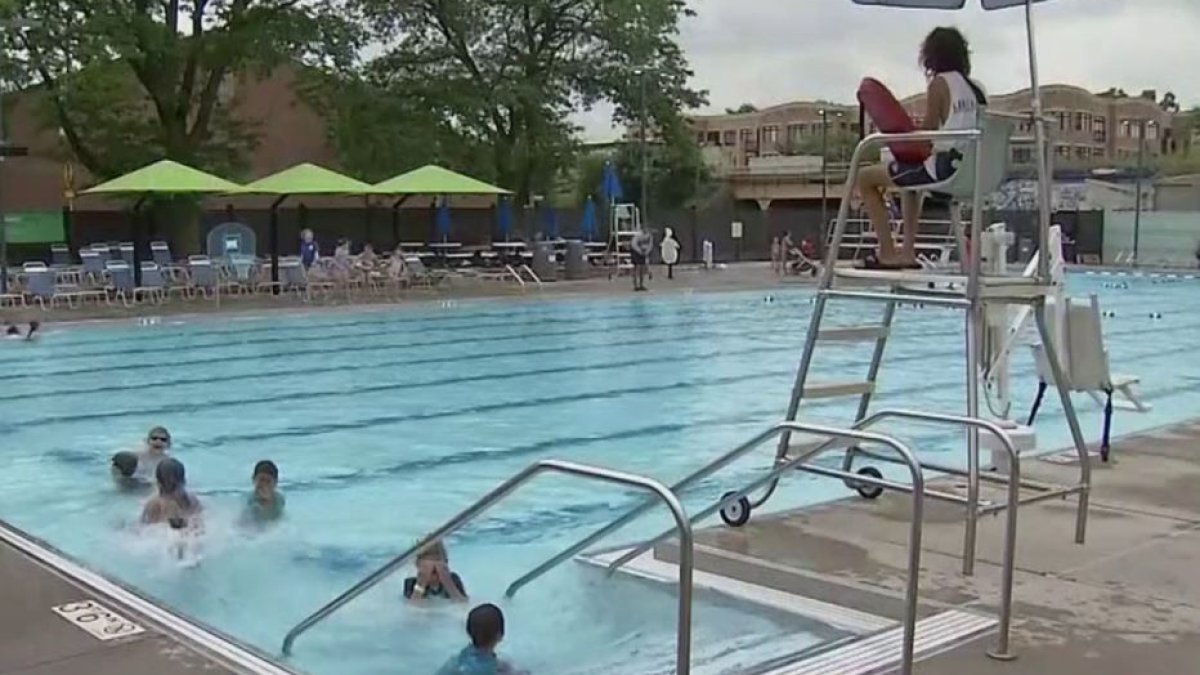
[852,0,1054,277]
[238,163,378,288]
[373,165,509,195]
[81,160,242,285]
[496,198,514,241]
[83,159,242,195]
[580,197,598,241]
[852,0,1046,7]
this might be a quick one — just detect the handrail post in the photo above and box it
[281,460,694,675]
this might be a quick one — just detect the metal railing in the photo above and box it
[281,459,694,674]
[508,421,926,675]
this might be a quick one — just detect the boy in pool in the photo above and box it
[242,460,286,523]
[141,458,202,528]
[437,604,526,675]
[110,451,149,491]
[404,540,467,603]
[135,426,172,480]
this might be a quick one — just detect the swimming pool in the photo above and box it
[1,271,1197,673]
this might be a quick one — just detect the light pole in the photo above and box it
[634,67,649,228]
[1132,119,1152,266]
[818,108,843,231]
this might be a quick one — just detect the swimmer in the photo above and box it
[404,540,467,603]
[135,426,172,480]
[110,451,149,491]
[141,458,202,529]
[436,604,527,675]
[3,321,38,341]
[242,460,285,523]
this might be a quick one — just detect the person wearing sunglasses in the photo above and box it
[135,427,173,481]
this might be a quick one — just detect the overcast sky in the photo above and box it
[578,0,1200,140]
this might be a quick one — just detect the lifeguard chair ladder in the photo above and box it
[766,111,1093,607]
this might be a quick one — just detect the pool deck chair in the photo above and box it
[404,255,451,288]
[79,249,106,285]
[186,256,219,299]
[24,269,83,310]
[150,241,173,267]
[1028,295,1149,463]
[50,244,71,268]
[758,106,1095,671]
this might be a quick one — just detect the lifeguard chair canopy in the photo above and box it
[852,0,1047,9]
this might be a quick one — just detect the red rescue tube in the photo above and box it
[857,77,931,164]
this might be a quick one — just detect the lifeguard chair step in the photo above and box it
[817,326,889,342]
[802,381,875,399]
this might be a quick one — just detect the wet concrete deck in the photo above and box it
[663,418,1200,674]
[0,532,248,675]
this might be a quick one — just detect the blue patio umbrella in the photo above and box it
[496,197,514,241]
[601,160,623,204]
[542,205,559,239]
[436,197,451,241]
[580,197,598,241]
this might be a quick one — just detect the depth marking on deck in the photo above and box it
[51,599,146,641]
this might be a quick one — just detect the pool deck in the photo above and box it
[657,418,1200,674]
[0,523,297,675]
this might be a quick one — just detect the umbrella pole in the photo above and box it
[391,197,407,249]
[270,195,286,294]
[132,196,147,287]
[1025,0,1051,283]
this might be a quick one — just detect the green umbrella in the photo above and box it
[239,163,377,289]
[372,165,509,245]
[83,159,243,195]
[81,160,243,284]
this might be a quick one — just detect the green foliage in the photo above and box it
[348,0,706,203]
[2,0,360,179]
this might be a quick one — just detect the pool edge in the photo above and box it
[0,517,303,675]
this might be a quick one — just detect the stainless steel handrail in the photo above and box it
[508,422,926,675]
[280,459,695,674]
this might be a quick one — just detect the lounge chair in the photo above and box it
[135,262,168,304]
[186,256,219,299]
[279,259,334,301]
[51,244,71,268]
[150,241,173,267]
[118,242,135,268]
[25,269,83,309]
[80,249,106,284]
[404,255,451,288]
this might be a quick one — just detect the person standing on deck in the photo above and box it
[660,228,681,280]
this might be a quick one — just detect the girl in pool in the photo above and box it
[855,26,986,269]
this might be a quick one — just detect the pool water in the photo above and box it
[0,271,1197,674]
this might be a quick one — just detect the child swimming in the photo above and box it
[242,460,286,523]
[110,451,149,491]
[135,426,172,480]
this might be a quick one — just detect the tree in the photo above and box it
[723,103,757,115]
[609,127,710,212]
[2,0,359,180]
[353,0,706,204]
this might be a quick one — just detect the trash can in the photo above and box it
[564,240,587,280]
[532,241,558,281]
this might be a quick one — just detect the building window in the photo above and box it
[1057,112,1069,131]
[1120,120,1132,138]
[1091,147,1105,159]
[1146,121,1159,140]
[1012,147,1033,164]
[706,131,720,145]
[696,132,706,144]
[739,128,755,145]
[1054,145,1071,159]
[1075,146,1089,160]
[722,130,736,145]
[787,124,804,142]
[1093,116,1106,143]
[1074,112,1086,132]
[762,126,779,145]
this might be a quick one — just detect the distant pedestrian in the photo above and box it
[660,228,680,280]
[299,229,319,269]
[630,228,654,292]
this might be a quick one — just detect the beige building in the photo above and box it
[688,85,1179,185]
[900,85,1176,171]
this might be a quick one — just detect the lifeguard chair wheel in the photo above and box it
[719,491,752,527]
[853,467,885,500]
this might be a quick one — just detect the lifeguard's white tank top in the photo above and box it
[932,71,984,155]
